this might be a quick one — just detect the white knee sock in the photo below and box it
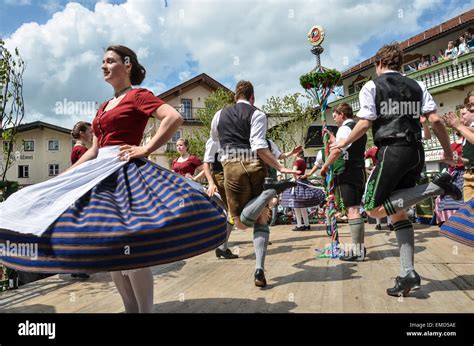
[218,222,233,251]
[294,208,303,227]
[301,208,309,226]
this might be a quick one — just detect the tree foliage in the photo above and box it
[165,88,234,164]
[263,92,320,154]
[0,40,26,196]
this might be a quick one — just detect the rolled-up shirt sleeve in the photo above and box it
[210,110,221,143]
[249,110,268,151]
[357,81,377,121]
[268,139,282,158]
[336,125,352,151]
[416,81,437,114]
[204,137,219,163]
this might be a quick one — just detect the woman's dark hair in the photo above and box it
[71,121,91,139]
[106,45,146,85]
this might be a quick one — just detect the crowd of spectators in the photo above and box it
[405,31,474,74]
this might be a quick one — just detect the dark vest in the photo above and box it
[266,139,278,179]
[211,152,223,172]
[333,121,367,175]
[372,73,423,146]
[463,139,474,169]
[217,102,257,150]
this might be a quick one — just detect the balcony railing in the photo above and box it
[329,51,474,112]
[175,107,205,122]
[409,51,474,92]
[328,93,360,112]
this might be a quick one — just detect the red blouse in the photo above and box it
[450,142,464,171]
[93,88,165,148]
[172,155,203,176]
[293,158,307,176]
[71,145,88,164]
[364,146,378,166]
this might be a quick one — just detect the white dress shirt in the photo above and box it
[210,100,268,161]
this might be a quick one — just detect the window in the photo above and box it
[18,165,29,178]
[3,141,11,153]
[23,140,34,152]
[181,99,192,119]
[48,164,59,176]
[171,130,182,143]
[48,140,59,151]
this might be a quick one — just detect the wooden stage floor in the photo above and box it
[0,223,472,313]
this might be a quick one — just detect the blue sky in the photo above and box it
[0,0,473,128]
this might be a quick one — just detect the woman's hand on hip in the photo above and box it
[118,145,150,161]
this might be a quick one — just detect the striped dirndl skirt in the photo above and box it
[0,158,227,273]
[281,180,326,208]
[437,170,465,211]
[439,199,474,247]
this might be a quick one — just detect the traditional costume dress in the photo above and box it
[281,158,325,209]
[440,123,474,247]
[435,142,465,224]
[71,145,88,165]
[0,88,228,273]
[171,155,202,177]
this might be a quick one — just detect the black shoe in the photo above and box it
[215,248,238,259]
[292,226,305,231]
[386,270,421,297]
[71,273,90,279]
[263,178,296,194]
[254,269,267,288]
[375,224,382,230]
[432,172,462,200]
[339,247,367,262]
[388,224,394,231]
[268,241,273,245]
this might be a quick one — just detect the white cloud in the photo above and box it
[3,0,471,129]
[41,0,63,14]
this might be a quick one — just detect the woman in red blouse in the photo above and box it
[70,121,93,280]
[292,153,310,230]
[70,121,93,165]
[0,45,228,314]
[281,151,326,231]
[171,138,203,178]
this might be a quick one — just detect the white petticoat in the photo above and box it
[0,146,126,237]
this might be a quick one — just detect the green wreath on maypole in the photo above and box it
[299,25,342,259]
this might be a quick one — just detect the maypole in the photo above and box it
[299,25,341,259]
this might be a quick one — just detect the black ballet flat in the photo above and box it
[215,248,238,259]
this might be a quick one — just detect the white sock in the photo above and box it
[301,208,309,226]
[294,208,303,227]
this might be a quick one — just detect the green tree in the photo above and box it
[164,88,234,164]
[0,40,25,200]
[263,92,320,154]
